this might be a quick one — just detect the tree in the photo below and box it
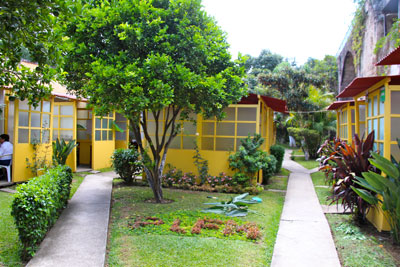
[303,55,338,94]
[258,63,323,111]
[0,0,69,105]
[61,0,247,202]
[243,49,283,92]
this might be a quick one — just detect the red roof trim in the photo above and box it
[376,46,400,66]
[336,75,400,98]
[237,93,288,113]
[326,100,354,110]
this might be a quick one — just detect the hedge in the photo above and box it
[11,165,73,259]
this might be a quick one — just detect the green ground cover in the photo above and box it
[107,180,286,266]
[310,172,331,205]
[70,174,85,199]
[327,214,398,267]
[264,169,289,191]
[292,156,319,169]
[0,192,23,267]
[291,149,304,156]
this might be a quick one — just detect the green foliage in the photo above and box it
[0,0,71,105]
[193,143,209,184]
[351,0,366,67]
[202,193,260,217]
[229,134,275,186]
[318,132,376,220]
[375,19,400,54]
[352,145,400,243]
[261,155,277,185]
[61,0,247,202]
[287,127,321,159]
[303,55,338,94]
[11,165,72,259]
[258,63,323,111]
[52,138,78,166]
[269,145,285,172]
[111,148,142,184]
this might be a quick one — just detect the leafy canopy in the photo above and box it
[61,0,247,202]
[0,0,69,105]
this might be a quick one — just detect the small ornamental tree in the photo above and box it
[61,0,247,202]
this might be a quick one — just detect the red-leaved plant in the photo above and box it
[317,131,377,221]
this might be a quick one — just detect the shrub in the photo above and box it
[229,134,271,186]
[52,138,78,166]
[262,154,277,185]
[352,148,400,243]
[270,144,285,172]
[11,165,73,259]
[207,172,234,187]
[288,127,321,159]
[317,131,376,221]
[111,148,142,184]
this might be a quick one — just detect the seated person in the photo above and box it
[0,134,13,166]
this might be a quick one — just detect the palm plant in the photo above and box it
[352,144,400,243]
[52,138,78,166]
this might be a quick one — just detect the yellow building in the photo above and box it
[327,99,366,144]
[151,93,288,184]
[1,62,287,184]
[333,73,400,231]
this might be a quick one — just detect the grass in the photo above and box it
[107,181,286,266]
[310,172,331,205]
[264,168,290,191]
[70,173,85,199]
[0,192,23,267]
[326,214,398,267]
[292,156,319,169]
[291,149,304,156]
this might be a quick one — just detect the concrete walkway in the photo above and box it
[27,171,116,267]
[271,150,341,267]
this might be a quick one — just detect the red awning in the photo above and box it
[376,46,400,65]
[260,95,288,114]
[238,93,288,113]
[326,100,354,110]
[336,75,400,98]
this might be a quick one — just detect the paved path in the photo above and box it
[27,171,116,267]
[271,150,341,267]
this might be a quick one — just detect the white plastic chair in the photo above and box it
[0,154,12,182]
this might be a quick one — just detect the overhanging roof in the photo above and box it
[326,100,354,111]
[336,75,400,98]
[238,93,288,113]
[376,46,400,66]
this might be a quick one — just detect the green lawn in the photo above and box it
[310,172,331,205]
[327,214,398,267]
[107,181,286,266]
[292,156,319,169]
[0,192,23,267]
[291,149,304,156]
[264,169,290,191]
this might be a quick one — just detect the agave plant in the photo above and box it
[317,131,376,220]
[52,138,78,166]
[202,193,260,217]
[352,143,400,243]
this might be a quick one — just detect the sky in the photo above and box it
[201,0,357,65]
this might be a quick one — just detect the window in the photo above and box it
[94,112,114,141]
[17,100,51,144]
[77,102,92,141]
[115,113,128,141]
[202,106,257,151]
[366,88,385,155]
[53,102,74,141]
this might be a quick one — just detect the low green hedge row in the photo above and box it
[269,144,285,172]
[11,165,73,259]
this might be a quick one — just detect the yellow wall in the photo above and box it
[78,141,91,165]
[115,140,128,149]
[92,140,114,170]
